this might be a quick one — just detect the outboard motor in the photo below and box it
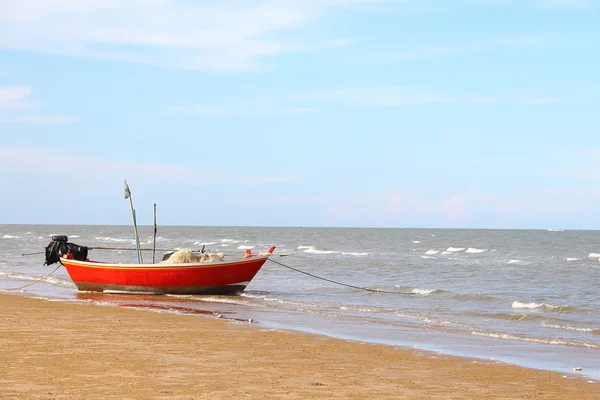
[44,235,89,266]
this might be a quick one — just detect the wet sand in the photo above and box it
[1,293,598,399]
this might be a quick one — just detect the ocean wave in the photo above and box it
[94,237,135,243]
[543,323,600,334]
[421,256,436,260]
[507,259,532,265]
[470,331,599,349]
[2,234,21,239]
[237,245,255,250]
[297,245,367,256]
[425,250,439,255]
[547,229,565,232]
[588,253,600,258]
[511,301,574,312]
[339,305,391,313]
[468,312,545,322]
[411,240,422,244]
[394,312,468,328]
[441,251,452,255]
[453,293,497,302]
[411,288,444,295]
[221,239,243,244]
[465,248,487,254]
[446,247,465,252]
[564,257,582,262]
[0,271,73,286]
[193,242,217,246]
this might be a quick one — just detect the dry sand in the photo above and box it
[1,293,598,399]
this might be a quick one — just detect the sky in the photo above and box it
[1,0,599,229]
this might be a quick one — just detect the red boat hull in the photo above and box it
[60,256,270,295]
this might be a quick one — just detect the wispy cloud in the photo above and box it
[0,86,36,108]
[0,85,77,125]
[533,0,592,8]
[0,0,391,71]
[396,35,548,61]
[170,105,319,117]
[0,146,299,186]
[171,86,558,116]
[294,86,558,107]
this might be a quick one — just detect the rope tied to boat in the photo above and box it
[4,264,63,291]
[267,258,415,295]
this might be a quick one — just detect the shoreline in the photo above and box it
[2,292,598,399]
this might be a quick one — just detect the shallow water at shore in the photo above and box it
[2,224,600,379]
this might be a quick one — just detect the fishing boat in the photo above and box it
[44,235,275,295]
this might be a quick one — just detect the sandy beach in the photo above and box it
[1,293,598,399]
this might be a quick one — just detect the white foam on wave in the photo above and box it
[507,259,532,265]
[543,323,600,333]
[412,240,422,243]
[446,247,465,252]
[193,242,217,246]
[565,257,582,262]
[221,239,242,244]
[470,331,598,349]
[339,305,382,313]
[465,248,487,254]
[425,250,439,255]
[0,271,73,286]
[441,251,452,255]
[341,252,370,256]
[421,256,436,260]
[2,235,21,239]
[412,288,437,295]
[237,245,255,250]
[588,253,600,258]
[94,237,134,243]
[511,301,567,311]
[298,245,339,255]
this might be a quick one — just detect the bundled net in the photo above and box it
[161,249,224,264]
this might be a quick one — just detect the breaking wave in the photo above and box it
[511,301,574,312]
[465,248,487,254]
[470,331,599,349]
[446,247,465,252]
[297,246,370,257]
[543,323,600,334]
[0,271,73,286]
[507,259,532,265]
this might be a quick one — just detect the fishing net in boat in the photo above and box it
[160,249,224,264]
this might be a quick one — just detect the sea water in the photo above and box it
[1,225,599,379]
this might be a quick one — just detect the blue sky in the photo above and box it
[1,0,599,229]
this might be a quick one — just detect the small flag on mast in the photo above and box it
[124,180,131,199]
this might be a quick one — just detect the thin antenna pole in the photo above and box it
[152,203,157,264]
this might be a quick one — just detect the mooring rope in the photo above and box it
[4,264,63,291]
[267,258,415,295]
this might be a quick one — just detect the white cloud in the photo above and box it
[170,104,319,117]
[0,86,36,108]
[396,35,548,61]
[294,86,557,107]
[0,146,298,186]
[0,85,77,125]
[0,0,392,71]
[170,86,558,116]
